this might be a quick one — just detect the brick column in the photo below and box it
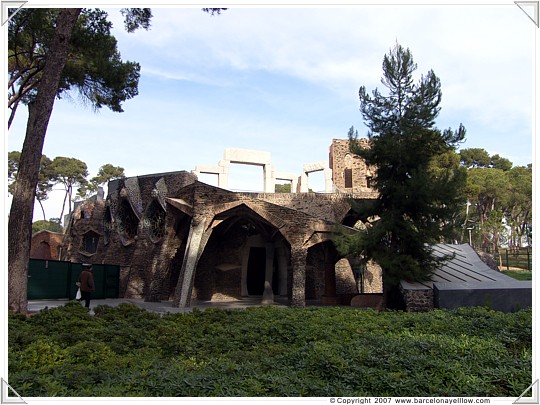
[290,246,308,307]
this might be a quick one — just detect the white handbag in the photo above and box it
[76,288,81,300]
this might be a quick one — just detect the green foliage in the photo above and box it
[459,148,513,171]
[77,163,126,199]
[459,148,491,168]
[501,271,532,281]
[8,8,148,126]
[49,156,89,221]
[9,304,531,397]
[9,151,55,220]
[346,43,466,286]
[275,183,292,193]
[7,151,21,193]
[91,164,125,187]
[8,151,54,198]
[120,8,152,33]
[458,149,530,251]
[32,219,63,234]
[464,167,507,250]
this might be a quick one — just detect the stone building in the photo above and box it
[329,138,375,193]
[30,230,65,260]
[62,140,383,308]
[62,138,528,312]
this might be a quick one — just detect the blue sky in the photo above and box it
[5,2,536,222]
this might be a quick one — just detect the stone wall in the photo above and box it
[329,139,375,194]
[400,281,434,312]
[30,231,65,260]
[247,192,376,223]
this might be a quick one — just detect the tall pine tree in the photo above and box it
[343,43,466,293]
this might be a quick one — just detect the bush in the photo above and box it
[8,304,532,397]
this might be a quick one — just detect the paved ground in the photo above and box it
[27,296,289,315]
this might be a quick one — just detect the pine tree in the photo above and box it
[344,43,466,291]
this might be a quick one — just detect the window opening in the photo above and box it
[142,200,166,242]
[344,168,353,188]
[117,199,139,241]
[82,231,100,254]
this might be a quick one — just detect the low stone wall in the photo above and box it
[350,294,384,310]
[400,281,434,312]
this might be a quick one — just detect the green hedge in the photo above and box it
[9,302,532,397]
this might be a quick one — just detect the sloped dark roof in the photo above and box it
[431,244,514,284]
[401,244,532,312]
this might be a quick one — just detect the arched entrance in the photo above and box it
[193,204,290,301]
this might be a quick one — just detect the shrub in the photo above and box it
[8,304,532,397]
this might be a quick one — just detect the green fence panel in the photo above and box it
[104,265,120,298]
[28,259,120,300]
[28,260,71,299]
[92,265,107,300]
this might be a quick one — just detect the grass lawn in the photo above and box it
[502,270,533,281]
[8,302,532,397]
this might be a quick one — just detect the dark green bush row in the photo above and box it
[9,302,532,397]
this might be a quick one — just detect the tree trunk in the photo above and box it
[38,199,46,221]
[8,8,81,314]
[59,185,69,225]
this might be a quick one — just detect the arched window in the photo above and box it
[344,168,353,188]
[142,200,166,242]
[82,231,100,254]
[117,198,139,242]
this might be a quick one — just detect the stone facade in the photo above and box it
[63,140,386,308]
[329,138,375,193]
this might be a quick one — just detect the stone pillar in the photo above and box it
[324,168,333,193]
[174,217,207,308]
[291,178,298,194]
[263,164,275,193]
[218,159,229,189]
[276,247,288,296]
[299,173,309,193]
[290,246,308,307]
[262,281,274,305]
[265,243,275,286]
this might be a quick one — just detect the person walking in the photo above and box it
[78,263,95,308]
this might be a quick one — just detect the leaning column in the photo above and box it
[173,216,207,308]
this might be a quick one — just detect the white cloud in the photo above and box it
[7,4,534,219]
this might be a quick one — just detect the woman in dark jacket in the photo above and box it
[78,264,95,308]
